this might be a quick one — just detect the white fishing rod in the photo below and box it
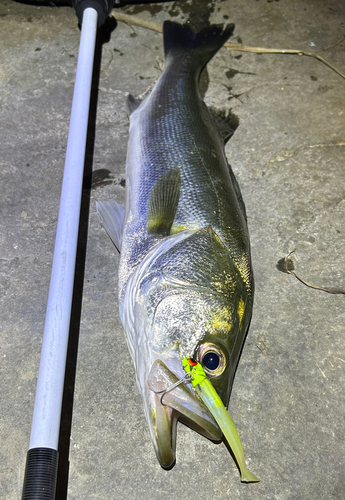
[21,1,113,498]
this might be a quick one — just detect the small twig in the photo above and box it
[292,272,345,294]
[224,43,345,81]
[111,11,345,81]
[112,11,163,33]
[317,364,328,379]
[101,47,114,73]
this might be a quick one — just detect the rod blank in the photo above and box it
[29,6,98,451]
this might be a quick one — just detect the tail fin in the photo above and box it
[163,21,234,68]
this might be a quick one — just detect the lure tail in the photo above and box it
[183,358,259,483]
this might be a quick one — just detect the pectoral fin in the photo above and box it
[147,168,181,236]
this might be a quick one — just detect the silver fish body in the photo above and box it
[97,21,253,469]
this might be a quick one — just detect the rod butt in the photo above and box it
[22,448,59,500]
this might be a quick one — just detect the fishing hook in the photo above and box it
[153,372,193,406]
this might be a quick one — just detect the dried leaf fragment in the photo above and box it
[277,249,345,295]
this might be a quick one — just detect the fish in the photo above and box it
[97,20,254,474]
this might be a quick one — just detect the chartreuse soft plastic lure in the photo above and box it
[182,357,259,483]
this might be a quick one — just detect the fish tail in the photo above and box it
[163,21,234,69]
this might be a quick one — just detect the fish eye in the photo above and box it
[196,343,226,376]
[203,351,220,371]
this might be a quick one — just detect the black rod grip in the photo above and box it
[22,448,59,500]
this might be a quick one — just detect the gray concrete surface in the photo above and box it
[1,0,344,498]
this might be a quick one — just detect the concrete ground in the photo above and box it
[1,0,344,498]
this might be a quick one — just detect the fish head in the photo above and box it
[123,226,253,468]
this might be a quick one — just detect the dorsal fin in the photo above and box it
[147,168,181,236]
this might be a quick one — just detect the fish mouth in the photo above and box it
[145,358,222,469]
